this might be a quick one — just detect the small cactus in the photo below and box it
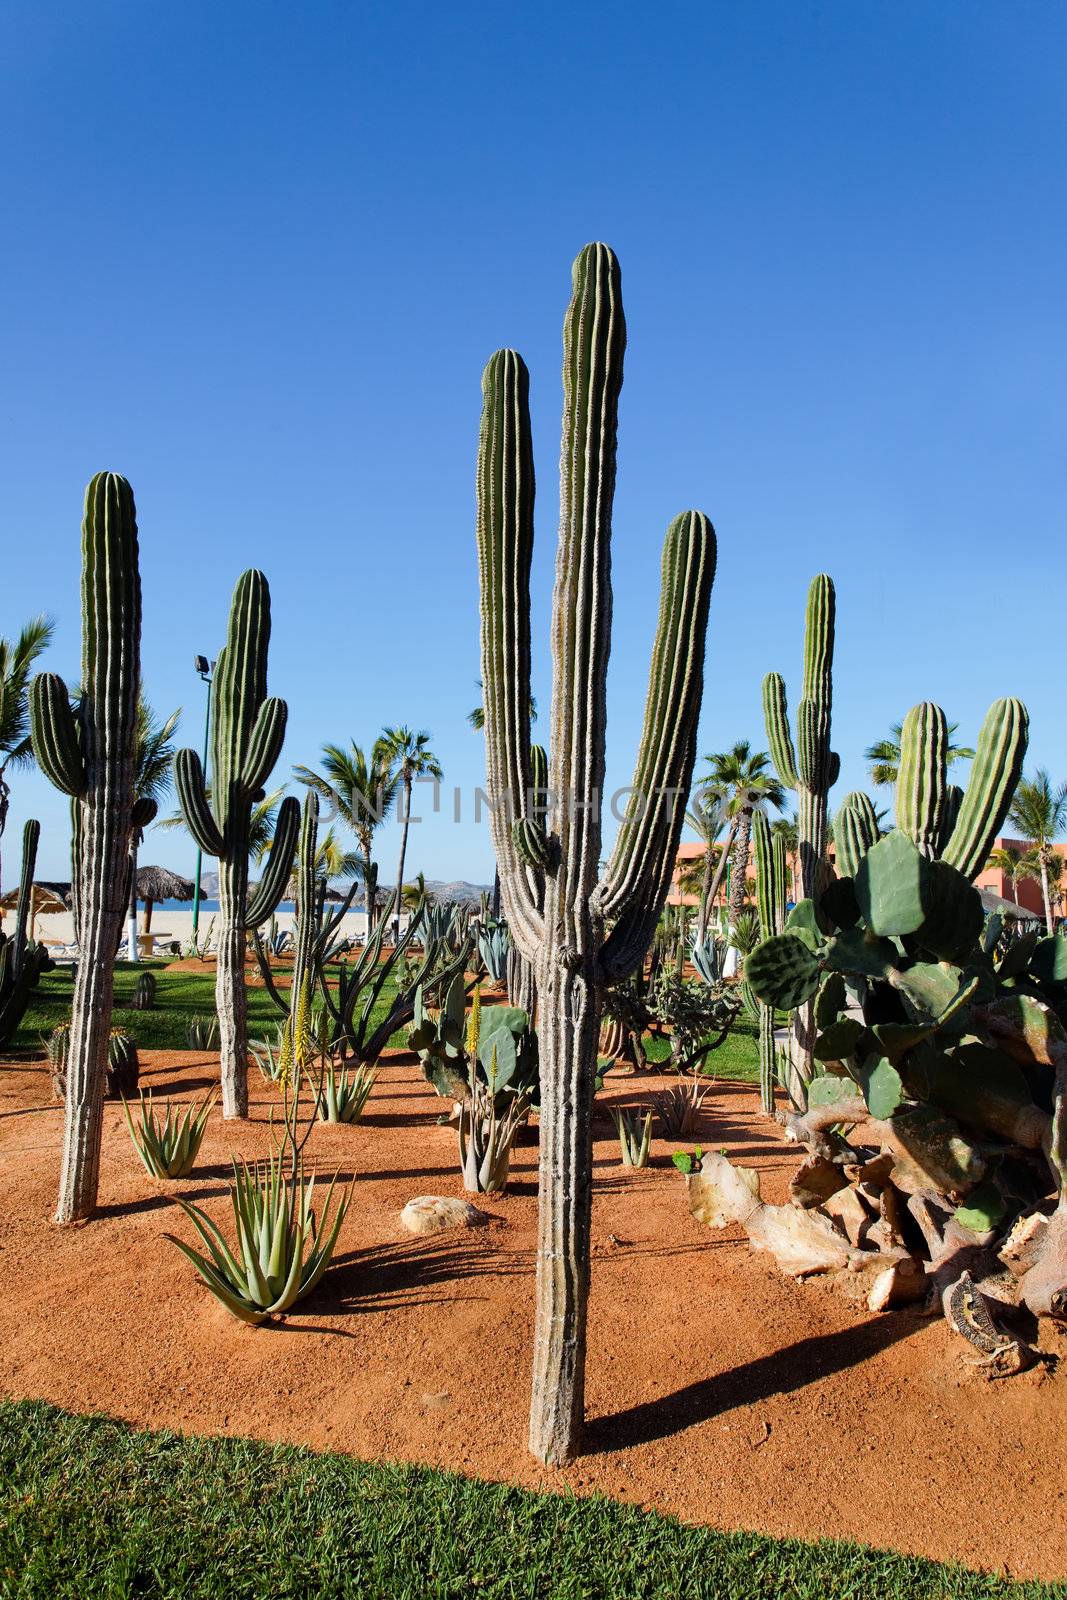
[610,1105,653,1168]
[131,969,156,1011]
[105,1031,139,1099]
[0,820,53,1046]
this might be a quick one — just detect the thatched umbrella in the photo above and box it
[136,865,195,934]
[0,882,70,941]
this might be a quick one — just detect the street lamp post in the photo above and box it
[191,655,214,940]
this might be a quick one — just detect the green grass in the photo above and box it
[0,1401,1057,1600]
[12,961,407,1054]
[641,1014,761,1082]
[14,965,763,1080]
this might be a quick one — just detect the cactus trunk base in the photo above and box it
[528,962,599,1465]
[758,1003,775,1115]
[217,862,249,1119]
[55,951,116,1223]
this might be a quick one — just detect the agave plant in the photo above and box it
[317,1061,376,1124]
[610,1105,653,1168]
[651,1076,709,1139]
[165,1074,347,1325]
[122,1090,216,1178]
[186,1014,220,1050]
[457,1054,531,1194]
[249,1027,285,1082]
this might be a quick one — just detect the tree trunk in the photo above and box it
[55,804,129,1223]
[363,848,375,936]
[215,854,249,1119]
[528,954,601,1465]
[727,810,753,931]
[126,839,139,963]
[699,820,736,941]
[1041,852,1054,935]
[394,776,412,943]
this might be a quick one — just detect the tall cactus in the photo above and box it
[895,697,1028,878]
[174,571,299,1117]
[762,575,838,1089]
[29,473,147,1223]
[752,810,785,1114]
[0,819,53,1046]
[476,244,717,1463]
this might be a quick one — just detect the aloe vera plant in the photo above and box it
[165,1074,348,1324]
[610,1105,653,1168]
[317,1061,377,1124]
[457,1054,531,1193]
[122,1090,216,1178]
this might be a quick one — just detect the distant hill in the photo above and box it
[194,871,489,907]
[423,879,491,906]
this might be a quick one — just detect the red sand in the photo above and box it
[1,1048,1064,1580]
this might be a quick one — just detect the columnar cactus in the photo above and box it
[175,571,299,1117]
[762,575,839,1087]
[0,819,53,1046]
[752,810,785,1113]
[29,473,146,1222]
[834,790,881,879]
[476,244,716,1463]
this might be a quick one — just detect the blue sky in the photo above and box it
[2,1,1064,887]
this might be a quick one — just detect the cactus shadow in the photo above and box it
[313,1237,530,1315]
[587,1315,923,1453]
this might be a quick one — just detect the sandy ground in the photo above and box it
[1,1048,1064,1581]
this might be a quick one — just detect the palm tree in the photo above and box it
[1009,769,1067,933]
[865,720,975,788]
[985,842,1040,907]
[126,699,181,959]
[0,615,54,890]
[467,683,536,732]
[699,742,785,936]
[684,790,729,941]
[294,742,399,933]
[379,726,443,938]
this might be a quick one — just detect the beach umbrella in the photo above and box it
[0,882,70,941]
[135,865,195,933]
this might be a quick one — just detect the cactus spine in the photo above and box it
[174,571,298,1117]
[834,790,881,879]
[752,810,785,1114]
[29,473,143,1222]
[476,244,716,1463]
[762,575,838,1090]
[940,698,1029,881]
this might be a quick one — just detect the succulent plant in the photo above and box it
[409,974,468,1100]
[317,1061,376,1124]
[477,918,511,984]
[131,969,156,1011]
[166,1068,349,1325]
[122,1090,216,1178]
[174,570,299,1119]
[47,1022,71,1100]
[610,1105,653,1168]
[762,574,839,1092]
[252,789,359,1022]
[0,820,53,1047]
[689,928,725,986]
[476,244,716,1462]
[650,1077,709,1139]
[457,1055,532,1194]
[186,1014,220,1050]
[104,1031,139,1099]
[752,809,787,1113]
[166,1151,349,1324]
[29,474,151,1222]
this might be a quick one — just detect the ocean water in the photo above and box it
[152,899,295,913]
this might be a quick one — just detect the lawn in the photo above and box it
[0,1400,1057,1600]
[13,963,764,1081]
[12,960,409,1055]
